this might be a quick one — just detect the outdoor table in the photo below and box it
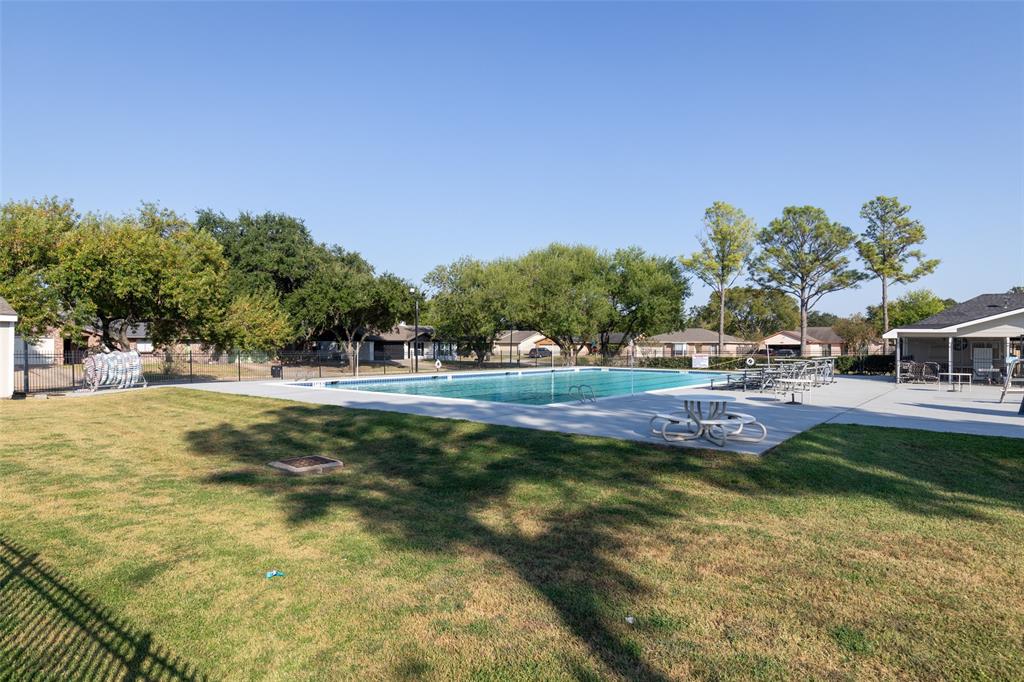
[651,394,738,446]
[940,372,972,392]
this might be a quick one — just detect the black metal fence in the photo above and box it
[11,349,561,395]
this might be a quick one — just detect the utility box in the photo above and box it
[0,296,17,399]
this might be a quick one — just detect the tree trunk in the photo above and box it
[718,287,726,357]
[343,337,359,376]
[799,302,808,358]
[881,277,890,353]
[881,277,889,332]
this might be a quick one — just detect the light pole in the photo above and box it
[409,287,419,373]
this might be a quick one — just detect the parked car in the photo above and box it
[527,347,552,358]
[773,349,797,357]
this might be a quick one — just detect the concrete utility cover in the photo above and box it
[268,455,344,475]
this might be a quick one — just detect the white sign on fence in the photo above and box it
[692,354,709,369]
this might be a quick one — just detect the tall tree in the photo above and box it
[679,202,757,354]
[510,244,613,365]
[424,258,513,365]
[0,197,79,340]
[601,247,689,357]
[749,206,866,356]
[857,196,939,334]
[692,287,799,341]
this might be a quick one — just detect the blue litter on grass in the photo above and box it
[265,570,285,579]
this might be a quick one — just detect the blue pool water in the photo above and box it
[314,368,728,405]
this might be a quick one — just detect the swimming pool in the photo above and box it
[309,368,729,406]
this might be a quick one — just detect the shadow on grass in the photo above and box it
[184,400,1024,679]
[0,536,207,681]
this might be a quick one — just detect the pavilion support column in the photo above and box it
[895,333,901,383]
[948,337,953,387]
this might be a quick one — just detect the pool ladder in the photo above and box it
[568,384,596,403]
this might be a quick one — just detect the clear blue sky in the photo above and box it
[3,1,1022,316]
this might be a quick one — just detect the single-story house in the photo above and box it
[493,330,549,356]
[883,292,1024,383]
[365,324,443,361]
[1,296,17,398]
[644,328,755,357]
[760,327,846,357]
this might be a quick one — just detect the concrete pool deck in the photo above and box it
[182,374,1023,455]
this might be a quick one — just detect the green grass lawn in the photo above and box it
[1,389,1022,681]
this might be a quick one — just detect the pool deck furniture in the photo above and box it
[940,372,972,392]
[650,394,767,447]
[1000,358,1023,403]
[179,375,1024,455]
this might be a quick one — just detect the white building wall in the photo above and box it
[0,316,16,398]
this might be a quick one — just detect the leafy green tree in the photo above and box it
[866,289,954,330]
[0,197,79,339]
[196,209,320,307]
[692,287,799,341]
[833,314,878,356]
[807,311,840,327]
[857,196,939,334]
[749,206,866,356]
[679,202,757,353]
[288,248,412,374]
[510,244,613,365]
[424,257,513,365]
[218,290,294,351]
[601,247,689,357]
[54,209,228,350]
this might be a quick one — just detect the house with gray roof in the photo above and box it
[882,291,1024,383]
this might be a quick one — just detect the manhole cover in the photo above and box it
[268,455,344,475]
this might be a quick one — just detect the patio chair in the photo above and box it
[920,362,941,383]
[999,359,1024,403]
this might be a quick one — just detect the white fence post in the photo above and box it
[0,298,17,399]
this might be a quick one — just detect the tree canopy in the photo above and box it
[866,289,954,331]
[197,209,320,303]
[691,287,799,341]
[0,197,78,339]
[53,210,229,349]
[749,206,867,356]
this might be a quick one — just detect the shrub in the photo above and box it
[834,354,895,375]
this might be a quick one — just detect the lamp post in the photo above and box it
[409,287,419,373]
